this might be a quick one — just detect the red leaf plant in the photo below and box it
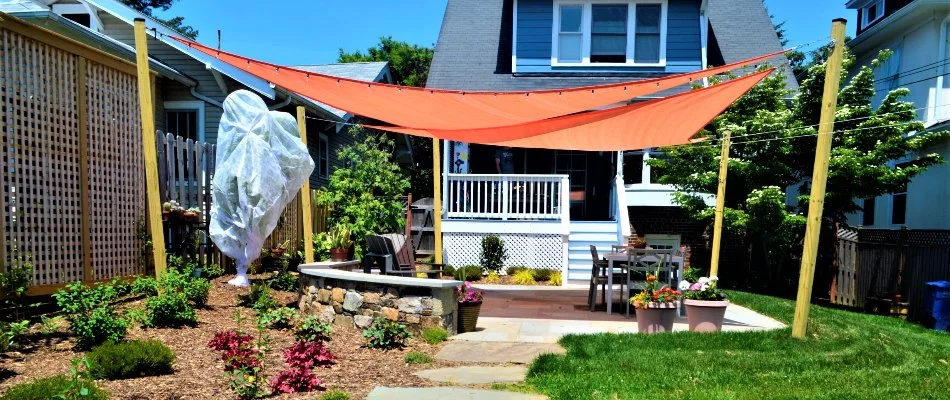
[283,340,336,370]
[208,330,260,371]
[270,367,324,394]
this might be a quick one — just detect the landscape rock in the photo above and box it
[381,307,399,321]
[397,297,423,314]
[317,289,332,303]
[343,291,364,312]
[354,315,374,329]
[331,287,345,303]
[363,292,381,304]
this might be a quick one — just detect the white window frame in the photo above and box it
[318,133,330,179]
[551,0,667,67]
[860,0,885,30]
[163,101,205,142]
[52,3,103,32]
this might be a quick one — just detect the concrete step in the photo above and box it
[568,232,619,242]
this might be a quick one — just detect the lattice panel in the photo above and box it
[85,61,145,280]
[264,194,301,253]
[0,29,85,285]
[444,233,564,269]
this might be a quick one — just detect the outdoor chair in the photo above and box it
[363,234,443,279]
[588,245,626,311]
[625,249,674,318]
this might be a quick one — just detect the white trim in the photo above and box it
[551,0,668,67]
[699,11,709,87]
[318,133,329,179]
[52,3,103,32]
[512,0,519,73]
[163,100,205,141]
[860,0,886,30]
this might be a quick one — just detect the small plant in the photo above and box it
[209,330,265,400]
[679,275,727,301]
[0,375,108,400]
[40,315,64,335]
[53,281,128,349]
[266,271,299,292]
[87,340,175,380]
[630,274,682,310]
[229,367,265,400]
[532,268,555,281]
[130,276,158,297]
[421,326,449,344]
[295,316,332,342]
[55,357,106,400]
[204,263,225,279]
[239,283,279,312]
[442,264,456,276]
[456,281,484,304]
[479,235,508,273]
[270,367,323,394]
[550,271,563,286]
[453,265,482,282]
[1,320,30,352]
[505,265,527,275]
[146,291,197,327]
[283,340,336,370]
[404,351,433,364]
[328,226,354,250]
[362,318,411,349]
[312,231,333,262]
[512,269,536,285]
[682,266,702,284]
[484,271,500,284]
[257,307,298,330]
[319,389,351,400]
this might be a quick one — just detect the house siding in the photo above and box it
[514,0,702,73]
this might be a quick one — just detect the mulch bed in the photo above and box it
[0,275,464,400]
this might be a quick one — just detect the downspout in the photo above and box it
[935,14,950,123]
[267,93,293,110]
[190,86,222,108]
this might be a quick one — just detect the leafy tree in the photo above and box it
[651,50,948,292]
[120,0,198,40]
[315,126,410,256]
[338,37,434,199]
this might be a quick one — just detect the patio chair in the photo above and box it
[625,249,674,318]
[588,245,626,311]
[363,234,443,279]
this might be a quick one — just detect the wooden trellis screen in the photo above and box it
[0,19,147,294]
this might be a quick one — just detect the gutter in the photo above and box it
[934,14,950,124]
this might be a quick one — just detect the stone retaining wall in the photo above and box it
[298,270,461,334]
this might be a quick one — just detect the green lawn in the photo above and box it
[526,291,950,400]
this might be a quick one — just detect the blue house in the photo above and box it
[427,0,794,283]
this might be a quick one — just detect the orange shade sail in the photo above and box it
[376,69,773,151]
[172,35,784,130]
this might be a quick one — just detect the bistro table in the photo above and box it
[603,251,684,316]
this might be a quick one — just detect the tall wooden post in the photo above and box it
[297,106,314,263]
[134,19,167,276]
[792,18,847,339]
[708,131,731,277]
[432,139,443,264]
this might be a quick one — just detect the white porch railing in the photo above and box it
[445,174,569,221]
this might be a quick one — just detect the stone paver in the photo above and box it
[367,387,547,400]
[414,366,528,384]
[436,341,565,364]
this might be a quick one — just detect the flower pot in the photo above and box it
[684,299,729,332]
[329,248,348,262]
[192,268,203,278]
[634,302,677,333]
[457,301,482,333]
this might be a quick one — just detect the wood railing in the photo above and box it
[445,174,569,221]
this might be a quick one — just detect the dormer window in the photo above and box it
[553,0,667,67]
[861,0,885,30]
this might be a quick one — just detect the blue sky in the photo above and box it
[154,0,856,66]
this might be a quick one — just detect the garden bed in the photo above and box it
[0,274,463,400]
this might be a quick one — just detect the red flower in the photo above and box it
[647,275,657,282]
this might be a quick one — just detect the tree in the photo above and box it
[338,37,435,200]
[315,126,410,257]
[120,0,198,40]
[651,50,948,292]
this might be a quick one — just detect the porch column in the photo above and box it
[642,149,652,184]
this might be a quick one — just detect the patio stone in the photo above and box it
[367,387,547,400]
[436,341,565,364]
[414,366,528,384]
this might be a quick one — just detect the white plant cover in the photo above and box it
[210,90,314,286]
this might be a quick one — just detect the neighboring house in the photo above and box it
[0,0,394,188]
[427,0,792,283]
[844,0,950,230]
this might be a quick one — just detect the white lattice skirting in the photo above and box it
[443,233,565,269]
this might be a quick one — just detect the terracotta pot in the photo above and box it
[634,302,677,333]
[632,242,647,249]
[457,302,482,333]
[329,248,348,262]
[684,299,729,332]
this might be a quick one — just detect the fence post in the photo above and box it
[134,19,167,276]
[77,58,93,282]
[296,106,314,263]
[709,131,731,278]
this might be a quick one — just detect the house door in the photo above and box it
[554,151,614,221]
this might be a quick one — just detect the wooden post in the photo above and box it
[77,58,93,282]
[791,18,847,339]
[134,19,167,276]
[708,131,731,278]
[432,139,443,264]
[296,106,314,263]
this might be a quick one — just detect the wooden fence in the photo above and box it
[0,18,147,294]
[833,228,950,324]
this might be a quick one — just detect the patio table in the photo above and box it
[603,252,684,315]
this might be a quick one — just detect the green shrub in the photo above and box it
[239,283,279,312]
[319,389,351,400]
[421,326,449,344]
[130,276,158,297]
[454,265,482,282]
[362,318,411,349]
[512,269,536,285]
[157,269,210,307]
[506,265,528,276]
[404,351,432,364]
[204,263,225,279]
[0,320,29,352]
[0,375,108,400]
[257,307,298,330]
[295,316,332,342]
[183,277,211,308]
[88,340,175,380]
[550,271,563,286]
[265,271,298,292]
[53,282,128,349]
[532,268,556,282]
[146,292,197,327]
[442,264,456,276]
[484,271,501,284]
[479,235,508,273]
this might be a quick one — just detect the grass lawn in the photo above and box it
[526,291,950,399]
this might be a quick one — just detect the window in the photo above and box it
[318,134,329,178]
[623,151,644,184]
[62,14,91,28]
[553,1,667,66]
[861,0,885,29]
[163,101,204,141]
[862,198,875,226]
[891,193,906,225]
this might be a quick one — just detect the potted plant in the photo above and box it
[162,201,172,221]
[630,274,682,333]
[631,236,647,249]
[328,226,353,262]
[679,275,728,332]
[183,207,201,223]
[456,281,484,333]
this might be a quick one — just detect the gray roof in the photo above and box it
[291,62,392,119]
[427,0,796,94]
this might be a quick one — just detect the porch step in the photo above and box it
[568,221,620,233]
[568,232,620,242]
